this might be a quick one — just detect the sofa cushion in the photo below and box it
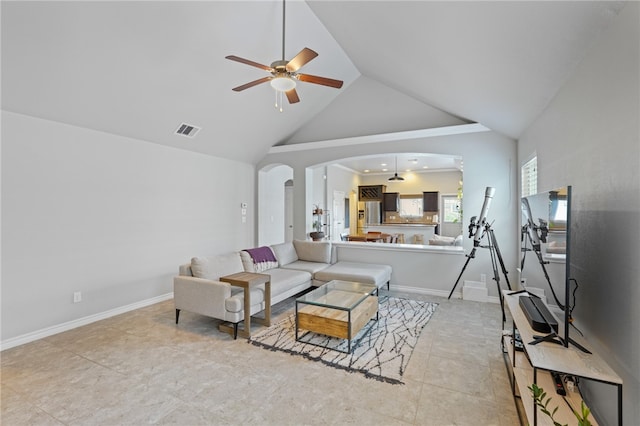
[191,252,243,280]
[225,286,266,313]
[315,261,392,288]
[280,260,330,275]
[292,240,332,263]
[266,268,312,295]
[271,242,298,266]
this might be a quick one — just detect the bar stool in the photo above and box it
[397,233,405,244]
[413,234,424,244]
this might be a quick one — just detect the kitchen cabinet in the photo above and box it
[383,192,399,212]
[358,185,386,201]
[423,191,439,212]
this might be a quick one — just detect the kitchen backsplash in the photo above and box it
[384,212,439,224]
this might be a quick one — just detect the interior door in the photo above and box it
[284,184,294,242]
[332,190,345,241]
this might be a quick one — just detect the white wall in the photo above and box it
[517,3,639,423]
[1,111,254,347]
[287,76,468,144]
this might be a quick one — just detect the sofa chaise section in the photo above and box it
[314,261,392,290]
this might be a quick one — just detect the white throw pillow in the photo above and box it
[239,251,256,273]
[191,252,243,280]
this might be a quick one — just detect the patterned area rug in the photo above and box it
[248,296,438,384]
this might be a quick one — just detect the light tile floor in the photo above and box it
[1,290,521,425]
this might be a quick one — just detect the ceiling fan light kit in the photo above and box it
[270,75,296,92]
[225,0,343,111]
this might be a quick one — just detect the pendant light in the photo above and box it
[388,156,405,181]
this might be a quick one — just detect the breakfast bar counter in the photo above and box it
[362,224,437,243]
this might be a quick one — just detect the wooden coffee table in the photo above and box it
[295,280,378,353]
[219,272,271,339]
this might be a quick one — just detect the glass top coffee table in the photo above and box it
[295,280,379,353]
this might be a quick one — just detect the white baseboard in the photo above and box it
[393,284,500,304]
[1,293,174,351]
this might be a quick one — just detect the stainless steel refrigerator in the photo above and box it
[365,201,382,223]
[357,201,381,233]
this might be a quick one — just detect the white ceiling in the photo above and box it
[1,1,626,166]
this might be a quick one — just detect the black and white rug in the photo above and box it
[248,296,438,384]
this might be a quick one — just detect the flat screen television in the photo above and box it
[519,186,588,352]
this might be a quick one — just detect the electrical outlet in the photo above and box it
[480,274,486,283]
[73,292,82,303]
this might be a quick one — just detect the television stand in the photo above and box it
[501,290,623,426]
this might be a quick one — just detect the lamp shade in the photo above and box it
[388,156,404,181]
[270,76,296,92]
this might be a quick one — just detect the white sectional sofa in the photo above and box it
[174,240,392,338]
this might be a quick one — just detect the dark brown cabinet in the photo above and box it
[383,192,399,211]
[358,185,386,201]
[423,191,439,212]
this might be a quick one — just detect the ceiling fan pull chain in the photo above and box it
[275,91,284,112]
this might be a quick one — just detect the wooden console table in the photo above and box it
[219,272,271,339]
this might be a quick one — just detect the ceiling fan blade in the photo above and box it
[297,73,344,89]
[231,77,272,92]
[225,55,272,71]
[285,88,300,104]
[286,48,318,72]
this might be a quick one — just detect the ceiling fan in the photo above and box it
[225,0,343,110]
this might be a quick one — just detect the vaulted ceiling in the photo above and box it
[1,1,626,165]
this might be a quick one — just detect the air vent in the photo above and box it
[175,123,201,138]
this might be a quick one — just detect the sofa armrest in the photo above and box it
[173,276,232,320]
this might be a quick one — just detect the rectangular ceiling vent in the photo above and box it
[175,123,201,138]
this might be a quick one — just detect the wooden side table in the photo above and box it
[219,272,271,339]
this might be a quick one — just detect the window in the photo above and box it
[399,196,423,218]
[443,197,462,223]
[521,156,537,197]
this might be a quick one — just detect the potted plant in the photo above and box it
[529,383,593,426]
[310,205,325,241]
